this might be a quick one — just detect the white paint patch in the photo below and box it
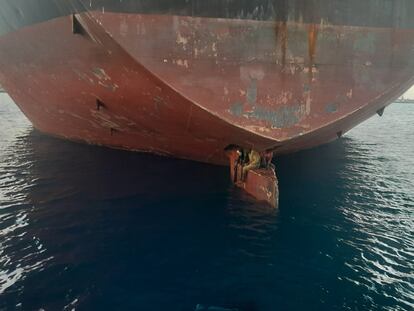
[347,88,353,99]
[175,59,189,68]
[176,32,189,50]
[240,66,265,82]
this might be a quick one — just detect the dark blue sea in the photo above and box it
[0,94,413,311]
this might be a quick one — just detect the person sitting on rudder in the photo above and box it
[261,150,274,169]
[242,149,261,181]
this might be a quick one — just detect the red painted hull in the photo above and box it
[0,13,413,165]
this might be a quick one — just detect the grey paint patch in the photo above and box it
[246,79,257,105]
[353,32,376,53]
[230,102,244,116]
[326,94,349,113]
[251,105,301,128]
[325,102,339,113]
[303,83,311,92]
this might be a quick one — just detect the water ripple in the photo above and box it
[0,96,413,310]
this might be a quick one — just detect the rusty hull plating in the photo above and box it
[1,2,414,166]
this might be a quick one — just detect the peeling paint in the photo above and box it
[250,105,301,128]
[92,67,111,81]
[326,102,339,113]
[276,91,293,105]
[176,31,189,49]
[347,89,353,99]
[174,59,189,68]
[240,66,265,82]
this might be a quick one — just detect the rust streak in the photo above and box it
[308,24,319,81]
[275,21,288,68]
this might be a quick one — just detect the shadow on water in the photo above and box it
[1,124,412,310]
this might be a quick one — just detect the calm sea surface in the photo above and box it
[0,94,413,311]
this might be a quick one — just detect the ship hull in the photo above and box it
[1,2,414,165]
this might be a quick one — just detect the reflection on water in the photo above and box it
[0,94,413,311]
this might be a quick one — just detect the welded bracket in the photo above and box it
[71,13,101,44]
[72,14,84,35]
[377,107,385,117]
[96,99,106,111]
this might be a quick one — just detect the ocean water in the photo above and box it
[0,93,413,311]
